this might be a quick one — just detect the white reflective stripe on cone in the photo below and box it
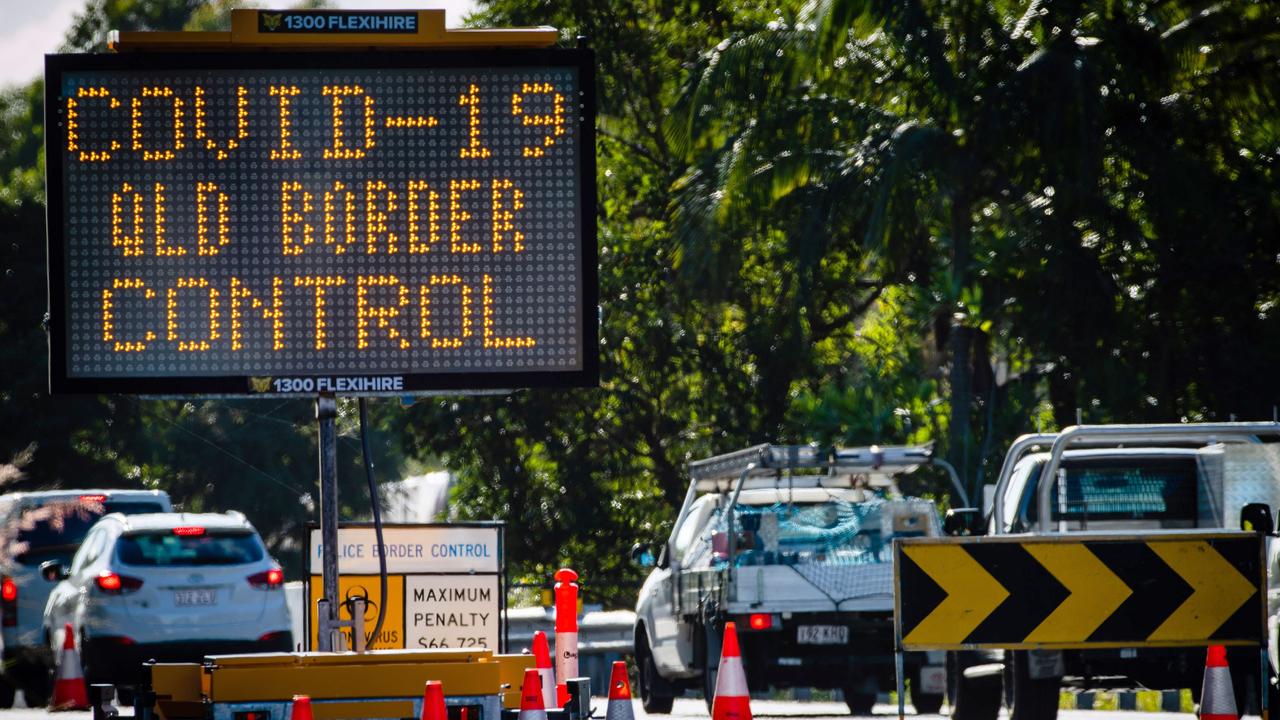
[57,649,83,680]
[539,668,556,710]
[714,655,749,698]
[1201,667,1238,716]
[520,709,548,720]
[607,695,636,720]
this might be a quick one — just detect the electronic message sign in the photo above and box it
[45,50,596,395]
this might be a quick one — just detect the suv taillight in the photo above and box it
[1,576,16,627]
[248,568,284,590]
[95,571,143,595]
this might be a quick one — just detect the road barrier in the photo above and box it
[1200,646,1239,720]
[896,532,1264,650]
[289,695,313,720]
[553,568,579,707]
[519,669,547,720]
[422,681,447,720]
[505,608,634,695]
[605,661,634,720]
[710,622,752,720]
[532,631,557,709]
[51,623,89,712]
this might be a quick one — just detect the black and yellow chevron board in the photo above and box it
[894,532,1264,651]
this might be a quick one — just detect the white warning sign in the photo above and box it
[406,574,501,650]
[305,523,504,651]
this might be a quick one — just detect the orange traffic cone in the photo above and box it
[710,622,752,720]
[50,623,88,711]
[290,695,315,720]
[1200,646,1238,720]
[421,680,447,720]
[606,661,635,720]
[532,630,557,710]
[520,668,548,720]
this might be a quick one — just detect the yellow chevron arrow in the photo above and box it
[1146,540,1257,642]
[902,545,1009,646]
[1022,543,1132,643]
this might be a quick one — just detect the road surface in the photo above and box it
[0,697,1205,719]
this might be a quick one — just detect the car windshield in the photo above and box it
[1019,457,1198,526]
[116,531,264,566]
[7,500,166,564]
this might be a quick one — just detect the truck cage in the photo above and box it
[987,421,1280,533]
[670,443,966,565]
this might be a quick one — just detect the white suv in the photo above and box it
[40,512,292,691]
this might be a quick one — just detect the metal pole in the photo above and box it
[316,394,340,652]
[895,650,906,720]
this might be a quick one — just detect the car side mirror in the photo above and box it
[630,543,656,569]
[40,560,68,582]
[944,508,984,537]
[1241,503,1274,535]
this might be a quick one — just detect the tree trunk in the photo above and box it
[947,196,974,497]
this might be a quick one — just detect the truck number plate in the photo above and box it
[797,625,848,644]
[174,589,217,606]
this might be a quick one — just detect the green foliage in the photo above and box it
[1,0,1278,605]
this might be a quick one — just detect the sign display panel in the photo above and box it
[306,523,504,650]
[45,50,596,394]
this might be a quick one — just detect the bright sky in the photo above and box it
[0,0,480,91]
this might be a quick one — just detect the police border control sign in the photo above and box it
[305,522,505,651]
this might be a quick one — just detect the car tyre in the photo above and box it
[1009,651,1059,720]
[948,655,1001,720]
[635,632,675,714]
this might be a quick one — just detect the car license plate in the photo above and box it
[797,625,848,644]
[174,589,216,606]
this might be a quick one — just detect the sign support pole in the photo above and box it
[316,393,340,651]
[895,650,905,720]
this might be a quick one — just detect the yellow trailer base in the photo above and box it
[149,650,536,720]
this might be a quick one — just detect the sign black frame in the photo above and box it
[44,48,598,396]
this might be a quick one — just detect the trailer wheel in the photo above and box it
[635,632,674,714]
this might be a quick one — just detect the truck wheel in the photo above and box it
[949,657,1001,720]
[635,633,675,714]
[702,622,723,714]
[1009,651,1059,720]
[0,676,14,709]
[22,677,49,709]
[908,667,944,715]
[843,690,876,715]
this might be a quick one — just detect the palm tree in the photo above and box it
[670,0,1280,497]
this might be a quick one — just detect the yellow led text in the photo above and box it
[67,87,121,162]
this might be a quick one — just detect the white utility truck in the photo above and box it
[948,421,1280,720]
[633,443,964,713]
